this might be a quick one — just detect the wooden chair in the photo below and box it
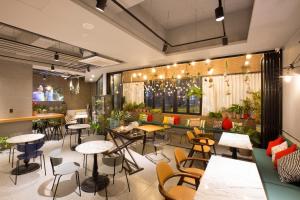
[186,131,211,159]
[156,162,198,200]
[192,128,217,155]
[174,148,208,187]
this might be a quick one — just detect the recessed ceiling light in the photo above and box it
[176,74,182,79]
[246,54,252,59]
[89,78,93,81]
[96,0,107,12]
[159,74,164,79]
[91,74,95,78]
[82,23,95,30]
[166,65,170,69]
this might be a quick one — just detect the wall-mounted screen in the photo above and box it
[32,85,64,101]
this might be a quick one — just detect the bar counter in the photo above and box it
[0,113,64,124]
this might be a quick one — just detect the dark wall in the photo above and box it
[33,73,95,110]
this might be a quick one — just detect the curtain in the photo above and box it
[261,51,282,148]
[202,73,261,115]
[123,82,144,104]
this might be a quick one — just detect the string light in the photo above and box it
[132,73,137,78]
[246,54,252,60]
[205,59,211,64]
[151,68,156,73]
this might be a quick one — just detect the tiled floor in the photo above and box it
[0,132,247,200]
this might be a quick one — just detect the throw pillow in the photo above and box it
[139,114,147,121]
[266,137,285,156]
[271,141,288,162]
[277,150,300,183]
[274,144,297,168]
[168,117,174,125]
[173,116,180,125]
[222,117,233,130]
[147,114,153,122]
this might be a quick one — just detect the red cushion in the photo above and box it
[147,114,153,122]
[274,144,297,168]
[222,118,233,130]
[266,137,285,156]
[173,116,180,125]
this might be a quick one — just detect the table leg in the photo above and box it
[81,154,109,193]
[232,147,238,159]
[78,129,82,145]
[142,132,146,155]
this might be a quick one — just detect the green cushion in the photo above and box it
[253,148,300,199]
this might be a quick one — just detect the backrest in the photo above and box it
[200,120,206,128]
[49,149,63,174]
[16,140,44,153]
[174,148,187,166]
[102,154,124,174]
[194,127,201,135]
[186,131,195,141]
[156,162,174,187]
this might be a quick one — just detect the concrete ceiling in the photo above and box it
[0,0,299,81]
[138,0,253,29]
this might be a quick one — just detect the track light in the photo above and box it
[162,42,168,52]
[222,36,228,45]
[43,75,46,80]
[215,0,224,22]
[54,52,59,61]
[51,64,55,71]
[87,65,90,72]
[96,0,107,12]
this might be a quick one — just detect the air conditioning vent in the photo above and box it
[79,56,120,67]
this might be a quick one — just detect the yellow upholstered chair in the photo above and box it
[156,162,198,200]
[186,131,211,159]
[174,148,208,187]
[193,127,216,155]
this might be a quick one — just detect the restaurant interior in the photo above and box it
[0,0,300,200]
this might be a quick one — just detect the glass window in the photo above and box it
[189,77,202,114]
[144,81,154,108]
[176,79,188,113]
[154,80,163,112]
[109,73,122,110]
[164,80,175,112]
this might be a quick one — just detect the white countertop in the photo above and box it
[68,124,90,130]
[194,156,266,200]
[7,133,45,144]
[75,141,113,155]
[219,132,253,150]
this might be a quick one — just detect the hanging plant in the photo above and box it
[187,86,203,98]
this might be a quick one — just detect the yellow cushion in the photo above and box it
[183,167,204,177]
[193,145,211,153]
[163,116,174,125]
[168,185,196,200]
[199,139,215,146]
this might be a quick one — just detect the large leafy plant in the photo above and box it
[187,86,203,98]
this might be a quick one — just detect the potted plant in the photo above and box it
[242,98,253,119]
[109,110,131,128]
[251,91,261,132]
[187,86,203,98]
[0,136,10,151]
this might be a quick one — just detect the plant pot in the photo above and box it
[238,148,252,157]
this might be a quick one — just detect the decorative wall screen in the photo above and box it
[202,73,261,115]
[123,82,144,104]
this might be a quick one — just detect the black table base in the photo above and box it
[11,163,40,175]
[81,175,109,193]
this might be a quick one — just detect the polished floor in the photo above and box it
[0,132,243,200]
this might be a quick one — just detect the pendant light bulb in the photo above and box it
[215,0,224,22]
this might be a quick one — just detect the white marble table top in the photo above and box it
[68,124,90,130]
[194,156,267,200]
[219,132,253,150]
[75,141,113,155]
[7,133,45,144]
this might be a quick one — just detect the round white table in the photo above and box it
[76,141,113,193]
[68,124,90,151]
[7,133,45,175]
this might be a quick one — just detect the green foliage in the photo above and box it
[230,125,261,146]
[187,86,203,98]
[251,91,261,123]
[228,104,243,114]
[123,102,146,112]
[110,110,131,121]
[0,136,10,150]
[150,108,162,114]
[242,97,253,113]
[208,111,222,119]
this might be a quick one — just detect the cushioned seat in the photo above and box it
[193,145,210,153]
[199,138,215,146]
[54,162,80,175]
[168,185,196,200]
[182,168,204,185]
[252,147,300,200]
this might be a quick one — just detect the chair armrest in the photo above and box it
[186,157,209,163]
[169,172,200,180]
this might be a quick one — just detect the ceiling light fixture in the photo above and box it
[138,72,142,77]
[246,54,252,60]
[245,60,250,66]
[162,42,168,52]
[190,61,196,66]
[51,64,55,71]
[166,65,170,69]
[176,74,182,79]
[54,52,59,61]
[222,36,228,45]
[173,63,177,67]
[215,0,224,22]
[151,68,156,73]
[143,75,148,80]
[208,67,214,75]
[205,59,211,64]
[96,0,107,12]
[132,73,137,78]
[91,74,95,78]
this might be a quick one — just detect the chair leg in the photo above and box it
[112,174,115,184]
[51,175,57,191]
[105,184,108,200]
[53,175,62,200]
[75,171,81,196]
[213,145,217,155]
[9,147,11,163]
[43,154,46,175]
[124,169,130,192]
[40,155,43,169]
[69,133,72,148]
[15,160,19,185]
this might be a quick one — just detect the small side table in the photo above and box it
[68,124,90,151]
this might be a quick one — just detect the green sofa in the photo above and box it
[253,147,300,200]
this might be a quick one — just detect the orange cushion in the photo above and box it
[274,144,297,168]
[266,137,285,156]
[147,114,153,122]
[173,115,180,125]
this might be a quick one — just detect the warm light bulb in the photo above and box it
[246,54,252,60]
[173,63,177,67]
[138,72,142,77]
[245,60,250,66]
[284,76,292,82]
[143,75,148,80]
[159,74,164,79]
[132,73,137,78]
[166,65,170,69]
[205,59,211,64]
[208,67,214,75]
[177,74,182,79]
[151,68,156,73]
[181,70,185,74]
[190,61,196,66]
[91,74,95,78]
